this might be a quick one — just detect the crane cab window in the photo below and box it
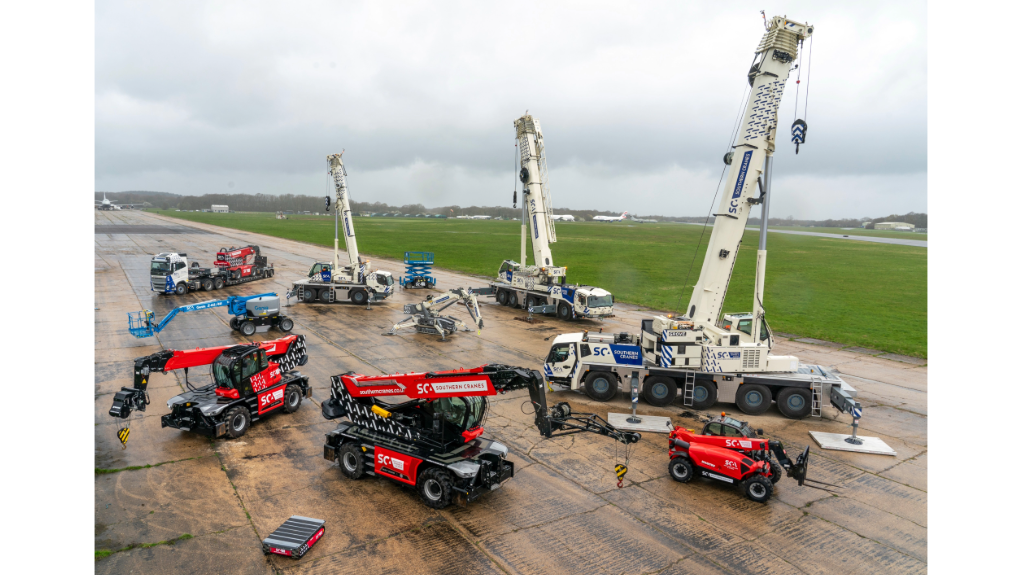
[704,422,722,436]
[546,344,572,363]
[737,320,752,335]
[430,396,486,432]
[498,261,514,274]
[721,424,744,437]
[241,352,262,378]
[174,261,186,271]
[760,321,770,341]
[309,263,325,277]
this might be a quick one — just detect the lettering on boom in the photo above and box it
[731,151,754,199]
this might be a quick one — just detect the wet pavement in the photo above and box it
[95,209,927,574]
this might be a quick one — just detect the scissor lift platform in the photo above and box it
[261,516,326,559]
[399,251,436,288]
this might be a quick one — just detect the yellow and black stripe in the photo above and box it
[117,427,130,445]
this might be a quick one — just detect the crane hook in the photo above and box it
[791,119,807,154]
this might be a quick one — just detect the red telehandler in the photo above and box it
[666,412,839,502]
[320,364,641,508]
[109,335,310,443]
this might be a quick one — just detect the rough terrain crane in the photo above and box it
[319,364,640,508]
[127,293,294,338]
[109,335,310,443]
[483,114,615,321]
[542,15,858,419]
[385,288,483,339]
[150,245,275,295]
[291,153,395,306]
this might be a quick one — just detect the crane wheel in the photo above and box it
[583,371,617,402]
[776,387,812,419]
[417,467,454,509]
[338,443,365,479]
[302,289,316,303]
[642,376,678,407]
[668,457,694,483]
[201,278,214,291]
[213,277,225,290]
[767,458,783,484]
[743,474,773,503]
[283,384,302,413]
[736,384,772,416]
[496,290,508,306]
[351,290,367,305]
[691,381,717,410]
[557,302,572,320]
[509,291,519,308]
[224,406,250,439]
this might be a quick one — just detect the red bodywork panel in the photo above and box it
[339,365,500,400]
[670,426,769,452]
[214,246,258,270]
[374,446,422,485]
[669,426,771,481]
[163,335,300,372]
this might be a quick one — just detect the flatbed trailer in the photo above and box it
[150,248,275,295]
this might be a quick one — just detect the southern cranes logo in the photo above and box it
[415,380,489,395]
[728,150,754,214]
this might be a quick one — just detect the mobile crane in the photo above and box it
[291,153,395,306]
[127,293,294,338]
[483,114,615,321]
[319,364,640,509]
[109,335,310,442]
[150,245,275,295]
[542,15,858,419]
[385,288,483,339]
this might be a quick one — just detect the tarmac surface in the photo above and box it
[95,210,928,574]
[680,222,928,248]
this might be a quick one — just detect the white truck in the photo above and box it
[485,114,614,321]
[543,16,856,419]
[291,152,395,306]
[150,245,275,295]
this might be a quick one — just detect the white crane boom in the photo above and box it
[515,115,557,268]
[328,152,360,271]
[686,16,812,329]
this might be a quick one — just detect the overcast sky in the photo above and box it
[96,1,926,219]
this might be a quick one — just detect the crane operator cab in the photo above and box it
[700,413,763,439]
[212,346,276,400]
[421,396,488,443]
[720,313,773,347]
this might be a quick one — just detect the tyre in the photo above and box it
[642,376,678,407]
[267,268,274,278]
[668,457,694,483]
[557,301,572,320]
[776,387,812,419]
[278,317,294,332]
[417,467,454,509]
[283,384,302,413]
[743,474,773,503]
[583,371,617,402]
[201,278,214,291]
[337,443,365,479]
[766,458,783,484]
[690,380,718,410]
[496,289,508,306]
[508,291,519,308]
[351,289,367,305]
[213,277,225,290]
[736,384,773,416]
[224,406,250,438]
[174,282,187,295]
[229,317,239,330]
[191,261,200,268]
[239,321,256,336]
[302,288,316,302]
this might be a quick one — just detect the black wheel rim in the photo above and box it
[651,382,669,399]
[786,394,805,410]
[745,390,763,407]
[694,386,708,402]
[593,377,610,394]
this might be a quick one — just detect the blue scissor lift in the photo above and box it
[399,251,436,289]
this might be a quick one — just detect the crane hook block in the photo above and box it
[615,463,628,488]
[791,119,807,154]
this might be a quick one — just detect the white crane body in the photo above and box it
[540,16,857,418]
[486,114,614,320]
[291,153,394,306]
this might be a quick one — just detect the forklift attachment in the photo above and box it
[261,516,325,559]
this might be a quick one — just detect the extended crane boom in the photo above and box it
[329,152,360,272]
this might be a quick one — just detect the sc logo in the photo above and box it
[593,347,609,357]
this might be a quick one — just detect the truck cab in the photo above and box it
[150,252,192,294]
[719,313,773,346]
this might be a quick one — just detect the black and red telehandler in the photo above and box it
[320,364,641,509]
[666,413,840,502]
[109,335,310,444]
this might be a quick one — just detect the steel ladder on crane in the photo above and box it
[810,375,823,417]
[682,371,696,407]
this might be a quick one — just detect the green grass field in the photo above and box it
[154,211,927,357]
[764,226,928,240]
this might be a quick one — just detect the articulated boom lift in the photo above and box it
[386,288,484,339]
[488,114,615,320]
[320,364,639,508]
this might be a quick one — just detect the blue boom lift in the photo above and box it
[127,293,294,338]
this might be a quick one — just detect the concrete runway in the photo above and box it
[95,209,927,574]
[678,222,928,248]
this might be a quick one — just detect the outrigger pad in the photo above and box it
[262,516,325,559]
